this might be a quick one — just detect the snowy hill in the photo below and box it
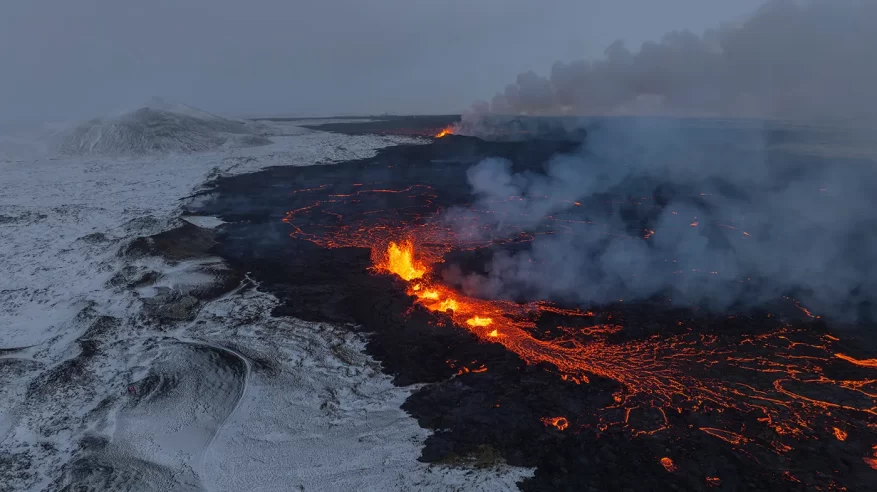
[57,103,272,156]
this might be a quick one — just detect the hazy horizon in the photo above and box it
[1,0,765,123]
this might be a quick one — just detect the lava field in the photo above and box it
[192,122,877,491]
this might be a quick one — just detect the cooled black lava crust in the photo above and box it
[193,131,877,491]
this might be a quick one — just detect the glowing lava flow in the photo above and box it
[835,353,877,369]
[283,182,877,485]
[373,240,592,340]
[368,239,877,454]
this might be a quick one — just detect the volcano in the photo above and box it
[193,119,877,491]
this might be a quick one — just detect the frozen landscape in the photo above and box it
[0,107,531,491]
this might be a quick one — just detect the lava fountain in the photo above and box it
[435,126,455,138]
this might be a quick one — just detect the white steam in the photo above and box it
[446,118,877,320]
[445,0,877,320]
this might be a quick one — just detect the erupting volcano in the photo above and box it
[204,125,877,491]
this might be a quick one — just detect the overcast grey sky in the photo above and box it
[469,0,876,124]
[0,0,766,122]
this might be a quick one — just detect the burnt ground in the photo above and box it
[187,128,877,491]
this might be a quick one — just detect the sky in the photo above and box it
[0,0,767,122]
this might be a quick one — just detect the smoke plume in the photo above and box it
[446,116,877,320]
[444,0,877,320]
[445,0,877,319]
[460,0,877,131]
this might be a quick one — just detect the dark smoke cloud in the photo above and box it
[461,0,877,129]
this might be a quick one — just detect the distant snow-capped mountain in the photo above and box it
[57,100,272,156]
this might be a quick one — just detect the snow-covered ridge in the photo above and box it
[56,102,271,156]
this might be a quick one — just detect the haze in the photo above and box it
[0,0,764,123]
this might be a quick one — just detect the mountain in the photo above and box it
[58,101,272,155]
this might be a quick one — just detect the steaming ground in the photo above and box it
[0,116,532,490]
[449,117,877,322]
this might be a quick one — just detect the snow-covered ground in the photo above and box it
[0,117,532,491]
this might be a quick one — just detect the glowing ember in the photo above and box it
[833,427,848,441]
[542,416,570,431]
[706,477,722,487]
[488,329,499,337]
[435,126,454,138]
[660,457,678,472]
[865,445,877,470]
[782,471,801,483]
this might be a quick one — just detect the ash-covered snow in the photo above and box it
[0,116,531,491]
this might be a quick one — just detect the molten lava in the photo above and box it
[835,353,877,369]
[435,126,454,138]
[542,416,570,431]
[375,240,426,281]
[660,457,678,472]
[283,181,877,488]
[466,316,493,327]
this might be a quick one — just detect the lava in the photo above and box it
[375,240,426,281]
[835,353,877,369]
[282,181,877,488]
[865,445,877,470]
[362,237,877,460]
[435,126,454,138]
[660,457,678,472]
[542,416,570,431]
[466,316,493,328]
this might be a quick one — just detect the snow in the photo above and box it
[181,215,226,229]
[0,117,532,491]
